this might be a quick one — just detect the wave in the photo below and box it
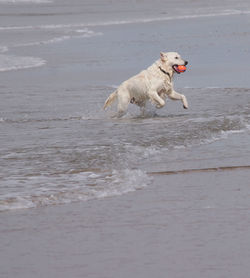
[0,45,8,53]
[0,53,46,72]
[0,169,151,212]
[15,30,103,47]
[1,10,250,31]
[121,121,249,159]
[0,27,100,71]
[1,163,249,212]
[0,115,100,124]
[149,165,250,176]
[185,115,249,147]
[0,0,52,3]
[0,25,34,31]
[79,10,250,27]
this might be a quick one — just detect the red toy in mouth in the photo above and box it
[173,65,187,73]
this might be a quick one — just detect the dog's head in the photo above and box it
[160,52,188,74]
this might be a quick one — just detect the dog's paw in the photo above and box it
[183,105,188,109]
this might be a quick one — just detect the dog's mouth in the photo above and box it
[172,65,184,74]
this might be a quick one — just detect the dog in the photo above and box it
[103,51,188,117]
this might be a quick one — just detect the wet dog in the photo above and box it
[104,52,188,117]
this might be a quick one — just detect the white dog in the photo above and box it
[103,51,188,117]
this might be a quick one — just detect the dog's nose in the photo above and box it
[185,61,188,66]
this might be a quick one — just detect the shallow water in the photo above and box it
[1,85,250,211]
[1,0,250,212]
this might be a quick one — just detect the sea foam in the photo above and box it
[0,54,46,72]
[0,169,151,212]
[0,0,52,3]
[1,10,250,31]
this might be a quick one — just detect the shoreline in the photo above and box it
[149,164,250,175]
[1,168,250,278]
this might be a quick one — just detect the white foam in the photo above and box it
[198,128,246,146]
[1,10,250,31]
[246,124,250,130]
[0,54,46,72]
[83,10,250,27]
[124,144,162,159]
[173,145,186,150]
[0,45,8,53]
[0,25,33,31]
[221,129,245,137]
[0,0,52,3]
[0,169,151,212]
[41,10,250,29]
[15,31,102,47]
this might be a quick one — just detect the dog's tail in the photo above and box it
[103,90,118,110]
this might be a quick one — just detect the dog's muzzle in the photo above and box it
[173,61,188,74]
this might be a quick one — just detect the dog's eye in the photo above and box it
[175,57,179,59]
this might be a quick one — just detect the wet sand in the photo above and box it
[1,168,250,278]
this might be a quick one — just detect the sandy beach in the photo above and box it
[1,0,250,277]
[1,168,250,278]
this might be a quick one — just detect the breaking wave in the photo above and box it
[0,53,46,72]
[0,0,52,3]
[1,10,250,31]
[0,169,151,212]
[0,27,101,72]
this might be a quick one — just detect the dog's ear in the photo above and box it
[160,52,167,62]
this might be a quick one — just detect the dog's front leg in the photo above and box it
[168,90,188,109]
[149,91,165,108]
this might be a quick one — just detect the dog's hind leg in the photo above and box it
[116,89,130,117]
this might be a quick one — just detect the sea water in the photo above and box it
[1,0,250,212]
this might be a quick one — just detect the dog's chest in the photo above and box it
[158,79,172,94]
